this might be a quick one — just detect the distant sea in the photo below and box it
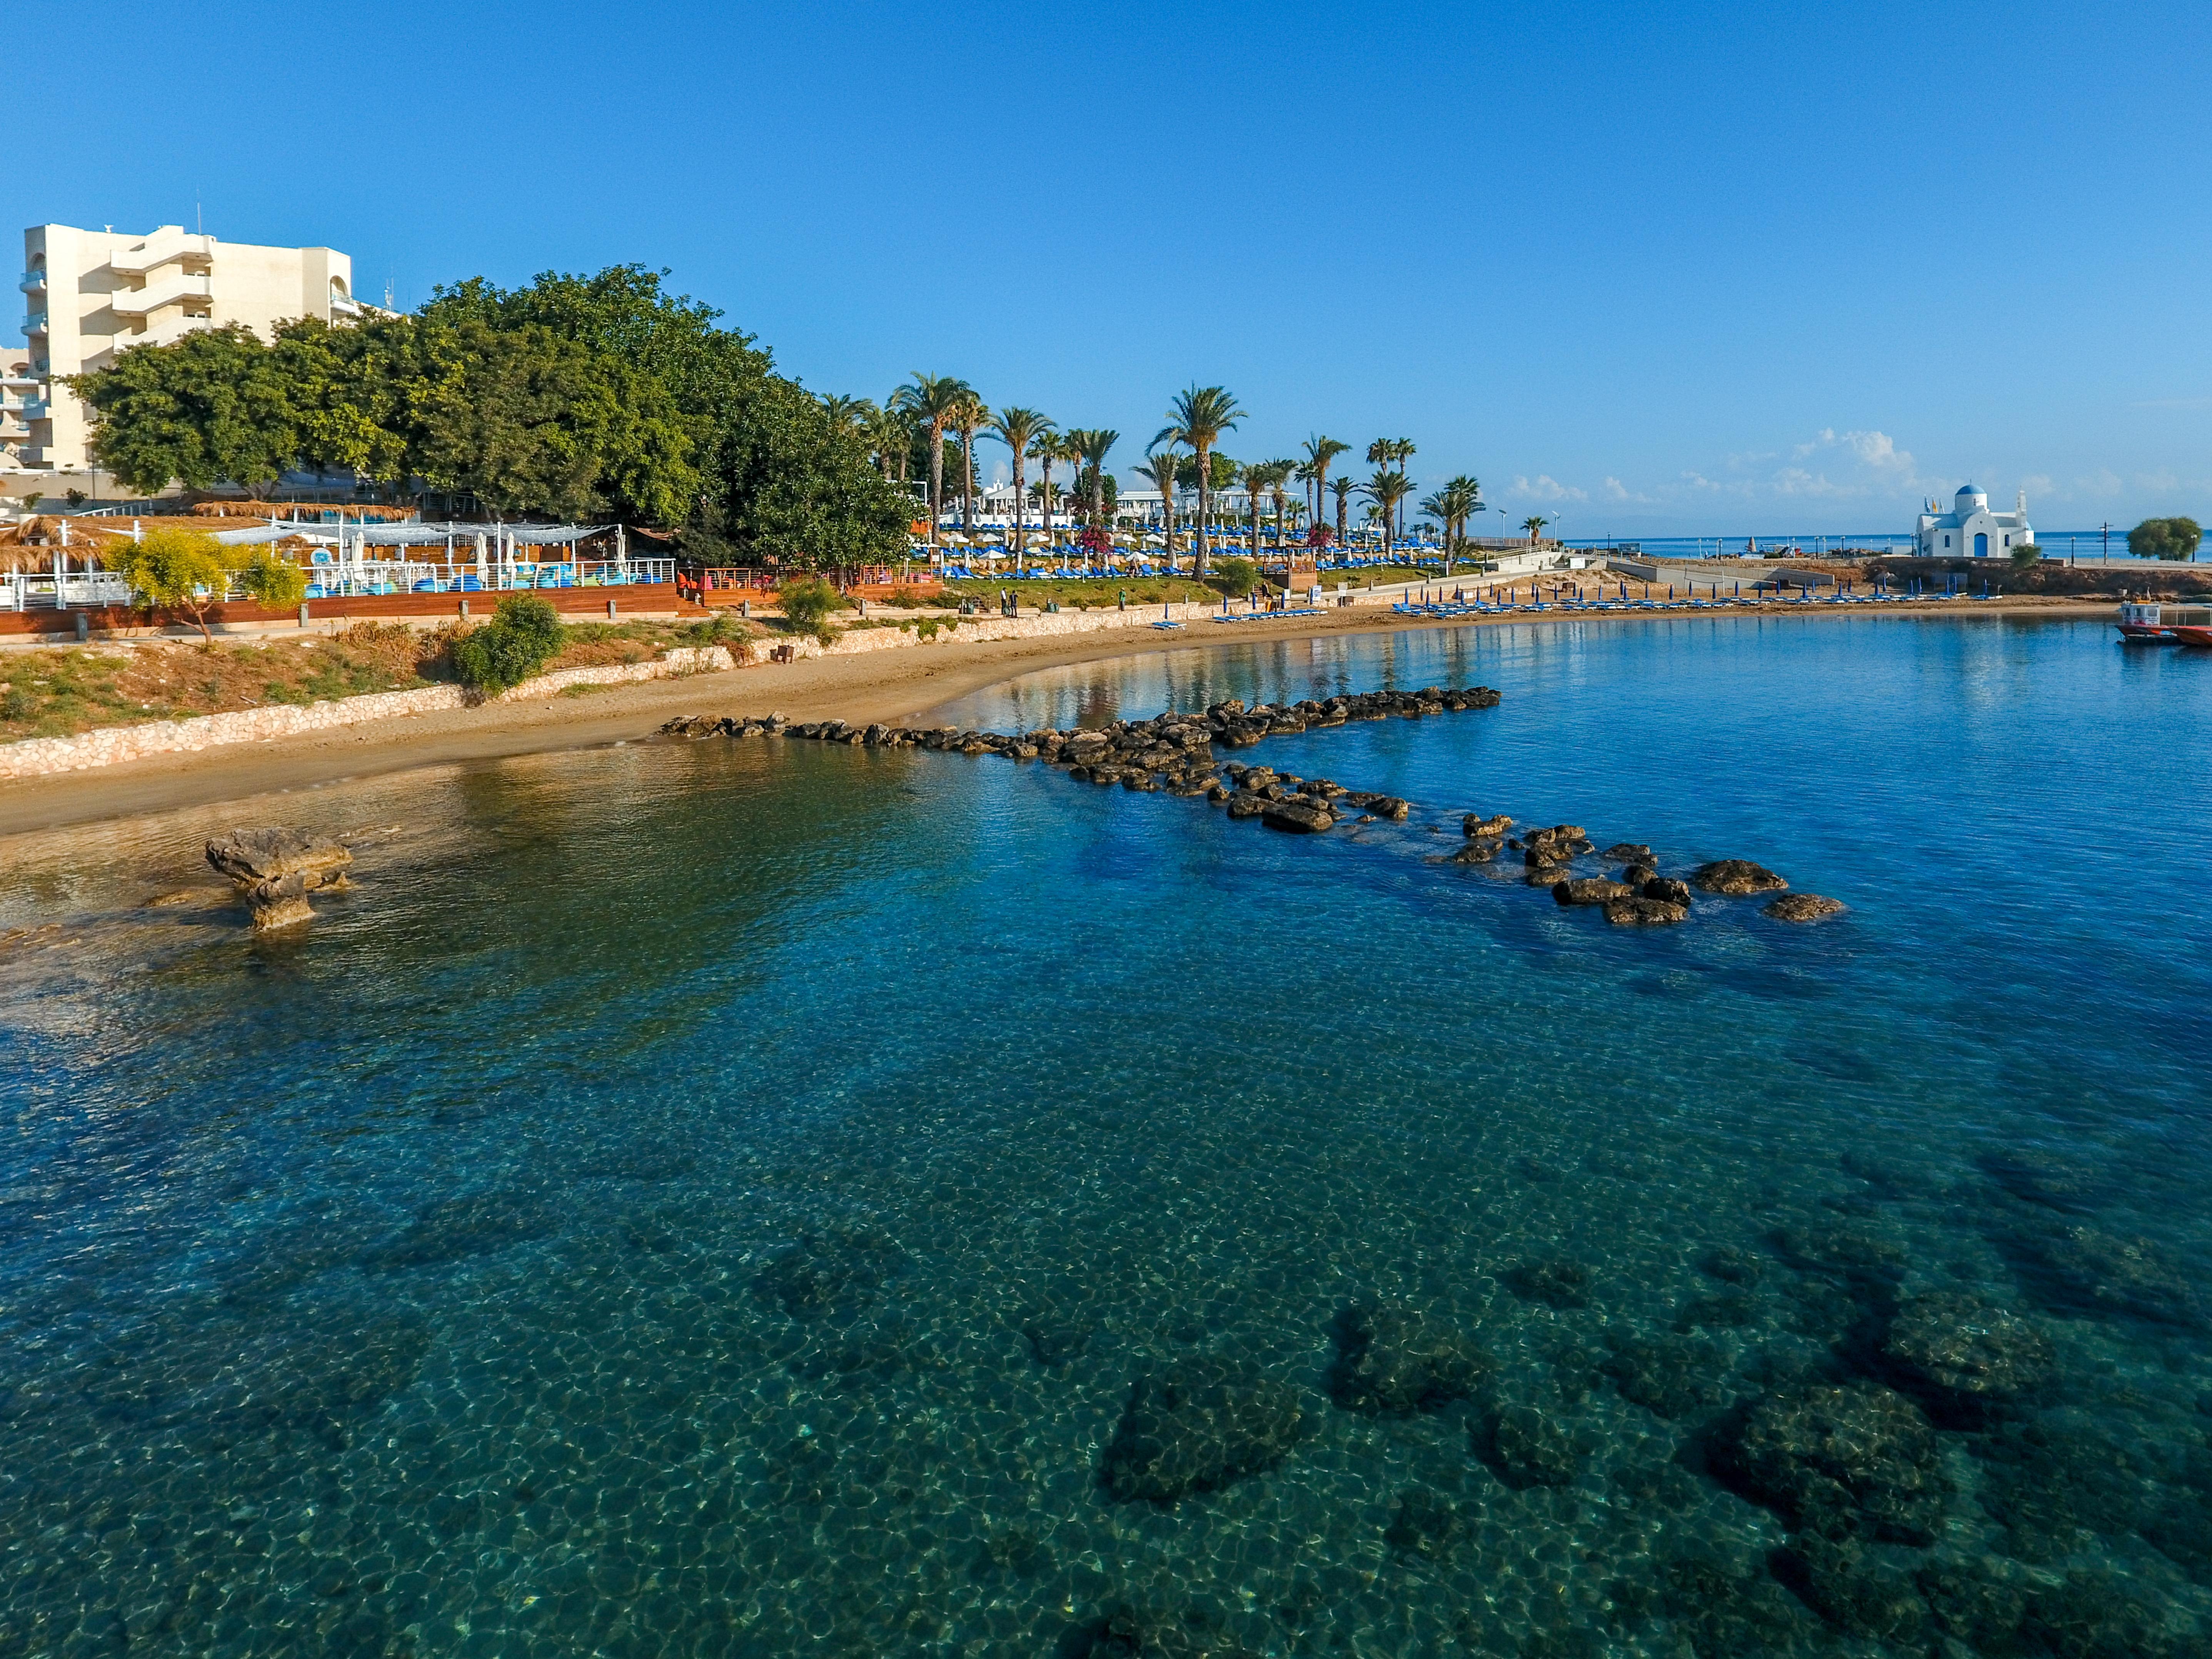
[0,614,2207,1657]
[1565,530,2180,561]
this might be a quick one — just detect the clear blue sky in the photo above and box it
[23,0,2212,534]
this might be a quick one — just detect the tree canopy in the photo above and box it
[67,265,913,570]
[2128,517,2202,561]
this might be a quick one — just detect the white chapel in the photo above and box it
[1916,484,2033,558]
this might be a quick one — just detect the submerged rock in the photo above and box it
[1100,1357,1304,1502]
[1478,1403,1578,1488]
[750,1228,906,1319]
[205,827,354,930]
[2001,1219,2204,1326]
[1691,859,1788,895]
[1915,1559,2030,1654]
[1452,838,1503,864]
[1325,1299,1489,1414]
[1600,1330,1725,1419]
[1383,1486,1465,1559]
[1717,1381,1949,1544]
[1882,1290,2052,1406]
[1506,1258,1593,1309]
[1765,893,1845,922]
[1778,1536,1933,1644]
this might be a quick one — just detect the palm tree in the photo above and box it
[1330,475,1356,548]
[819,394,872,438]
[890,374,971,545]
[1154,385,1243,573]
[1074,428,1118,529]
[1237,459,1271,565]
[1301,436,1350,534]
[1362,467,1416,561]
[991,408,1052,563]
[1420,476,1481,574]
[861,403,909,484]
[1522,515,1549,545]
[1030,431,1062,548]
[950,390,990,541]
[1264,461,1297,553]
[1137,448,1180,560]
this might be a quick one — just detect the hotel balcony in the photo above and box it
[108,272,212,318]
[23,312,47,335]
[19,271,46,295]
[15,445,49,465]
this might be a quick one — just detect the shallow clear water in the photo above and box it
[1,614,2209,1658]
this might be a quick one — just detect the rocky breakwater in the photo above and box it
[205,828,354,930]
[661,683,1848,929]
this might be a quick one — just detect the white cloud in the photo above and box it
[2077,469,2125,496]
[1507,474,1588,502]
[2020,473,2054,494]
[1797,427,1917,476]
[2134,469,2180,491]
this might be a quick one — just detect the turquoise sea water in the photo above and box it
[1,613,2209,1658]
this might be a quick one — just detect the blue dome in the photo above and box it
[1956,483,1982,497]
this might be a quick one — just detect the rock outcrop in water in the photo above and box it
[205,828,354,929]
[660,685,1837,935]
[1692,859,1789,895]
[1766,892,1846,922]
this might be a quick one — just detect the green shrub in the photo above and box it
[452,595,566,693]
[1208,555,1259,599]
[777,576,842,643]
[2010,542,2042,569]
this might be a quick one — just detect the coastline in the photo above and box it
[0,596,2111,838]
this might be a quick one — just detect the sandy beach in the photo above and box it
[0,595,2112,837]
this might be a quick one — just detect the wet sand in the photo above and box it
[0,597,2110,837]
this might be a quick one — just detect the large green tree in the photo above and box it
[2129,517,2203,561]
[67,324,300,493]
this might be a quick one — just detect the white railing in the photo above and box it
[3,560,676,614]
[299,556,673,596]
[2,573,134,611]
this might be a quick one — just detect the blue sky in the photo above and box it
[22,0,2212,534]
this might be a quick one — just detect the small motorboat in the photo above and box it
[2117,602,2212,642]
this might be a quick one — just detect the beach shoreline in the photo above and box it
[0,596,2113,837]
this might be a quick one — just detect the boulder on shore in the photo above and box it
[206,829,353,930]
[1766,894,1845,922]
[1691,859,1788,895]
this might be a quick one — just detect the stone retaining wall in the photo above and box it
[0,647,735,780]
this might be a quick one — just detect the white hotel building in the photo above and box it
[8,223,368,474]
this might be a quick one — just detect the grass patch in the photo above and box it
[558,681,622,697]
